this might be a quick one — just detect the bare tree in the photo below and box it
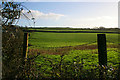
[1,1,35,26]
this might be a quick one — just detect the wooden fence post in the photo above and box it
[23,33,28,62]
[23,33,28,77]
[97,34,107,79]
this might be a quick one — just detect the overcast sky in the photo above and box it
[18,2,118,28]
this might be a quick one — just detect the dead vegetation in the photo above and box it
[28,44,118,55]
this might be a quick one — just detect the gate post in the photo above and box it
[97,34,107,79]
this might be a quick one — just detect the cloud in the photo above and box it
[21,10,64,20]
[64,16,117,28]
[84,16,116,21]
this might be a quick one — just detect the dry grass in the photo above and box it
[28,44,118,56]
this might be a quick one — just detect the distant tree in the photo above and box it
[99,26,105,29]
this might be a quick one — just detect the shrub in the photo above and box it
[2,25,24,79]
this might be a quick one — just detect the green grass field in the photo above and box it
[29,32,118,49]
[28,31,119,78]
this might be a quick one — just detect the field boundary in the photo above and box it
[23,30,119,34]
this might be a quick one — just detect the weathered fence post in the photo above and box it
[23,33,28,77]
[97,34,107,79]
[23,33,28,61]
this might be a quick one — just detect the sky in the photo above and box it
[9,0,120,2]
[18,2,118,28]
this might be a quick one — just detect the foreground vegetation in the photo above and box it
[31,49,119,79]
[2,25,24,79]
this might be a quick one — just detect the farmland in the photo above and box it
[28,32,118,48]
[27,28,119,78]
